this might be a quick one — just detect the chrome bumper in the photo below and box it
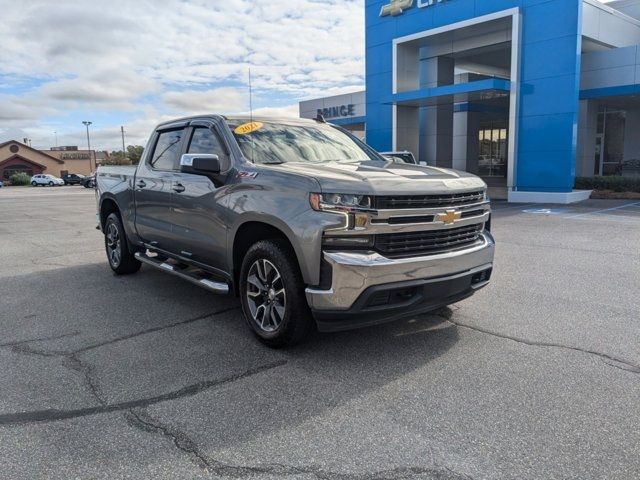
[305,231,495,311]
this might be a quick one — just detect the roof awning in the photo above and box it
[388,78,511,107]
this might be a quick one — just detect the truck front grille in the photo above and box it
[374,224,483,257]
[375,190,484,209]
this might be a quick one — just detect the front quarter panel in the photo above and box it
[225,164,344,285]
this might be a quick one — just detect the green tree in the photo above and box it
[127,145,144,165]
[107,151,128,165]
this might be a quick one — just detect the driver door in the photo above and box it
[170,123,231,271]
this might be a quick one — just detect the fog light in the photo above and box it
[322,236,373,247]
[471,268,492,285]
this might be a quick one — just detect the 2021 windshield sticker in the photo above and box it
[234,121,263,135]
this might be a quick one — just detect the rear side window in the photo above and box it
[150,129,185,170]
[187,127,228,161]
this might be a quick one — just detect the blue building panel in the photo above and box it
[365,0,584,194]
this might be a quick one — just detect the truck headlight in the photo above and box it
[309,193,372,212]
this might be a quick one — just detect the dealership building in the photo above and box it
[300,0,640,202]
[0,141,95,181]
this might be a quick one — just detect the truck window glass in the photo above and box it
[228,121,379,165]
[151,129,184,171]
[188,127,228,160]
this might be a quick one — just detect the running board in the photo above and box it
[134,252,229,294]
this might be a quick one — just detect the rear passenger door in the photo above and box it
[134,126,186,251]
[170,123,232,271]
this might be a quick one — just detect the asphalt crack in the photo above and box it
[65,353,107,406]
[0,360,287,426]
[74,306,239,354]
[0,331,79,348]
[126,408,213,470]
[443,314,640,375]
[124,407,473,479]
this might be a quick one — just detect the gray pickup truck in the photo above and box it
[96,115,494,346]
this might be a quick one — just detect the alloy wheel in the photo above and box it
[245,259,286,332]
[106,222,122,267]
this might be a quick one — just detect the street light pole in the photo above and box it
[82,121,93,171]
[121,126,126,163]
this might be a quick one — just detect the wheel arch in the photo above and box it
[230,218,308,294]
[99,196,120,230]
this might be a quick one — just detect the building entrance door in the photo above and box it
[478,123,507,178]
[594,133,604,176]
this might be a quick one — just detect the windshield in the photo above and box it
[227,120,381,164]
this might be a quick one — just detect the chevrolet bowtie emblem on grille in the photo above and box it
[380,0,414,17]
[437,209,461,225]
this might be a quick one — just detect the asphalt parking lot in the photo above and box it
[0,186,639,479]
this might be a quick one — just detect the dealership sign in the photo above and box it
[317,104,356,119]
[380,0,449,17]
[60,152,90,160]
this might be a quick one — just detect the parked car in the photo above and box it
[96,116,494,347]
[62,173,85,185]
[380,151,419,165]
[0,180,3,188]
[31,174,64,186]
[81,174,96,188]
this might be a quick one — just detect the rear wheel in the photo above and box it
[31,181,37,186]
[104,213,141,274]
[240,239,314,347]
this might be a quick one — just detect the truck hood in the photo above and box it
[270,160,486,195]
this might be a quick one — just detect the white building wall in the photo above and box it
[583,0,640,47]
[299,91,365,120]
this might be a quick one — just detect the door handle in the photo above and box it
[172,182,185,193]
[136,180,146,189]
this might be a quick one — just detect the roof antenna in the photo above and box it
[248,68,253,123]
[315,113,326,123]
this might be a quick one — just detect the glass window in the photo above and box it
[187,127,228,160]
[227,120,380,165]
[150,129,184,170]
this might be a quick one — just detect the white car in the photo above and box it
[31,174,65,186]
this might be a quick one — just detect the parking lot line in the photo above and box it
[564,202,640,219]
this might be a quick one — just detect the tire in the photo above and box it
[48,181,54,186]
[240,239,314,347]
[104,212,141,275]
[31,181,37,186]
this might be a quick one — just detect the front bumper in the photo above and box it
[306,231,494,331]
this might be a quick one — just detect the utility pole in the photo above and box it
[82,121,93,171]
[121,126,126,163]
[54,131,58,147]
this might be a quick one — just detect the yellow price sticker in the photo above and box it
[234,121,263,135]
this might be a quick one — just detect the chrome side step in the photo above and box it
[134,252,230,294]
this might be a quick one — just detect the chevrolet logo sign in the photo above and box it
[380,0,414,17]
[436,209,462,225]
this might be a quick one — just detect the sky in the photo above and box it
[0,0,365,151]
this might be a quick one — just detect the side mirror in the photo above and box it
[180,154,220,174]
[419,161,427,166]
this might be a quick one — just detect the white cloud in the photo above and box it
[162,88,246,113]
[0,0,365,149]
[249,104,300,118]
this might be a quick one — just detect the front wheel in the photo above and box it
[104,213,141,274]
[240,239,314,347]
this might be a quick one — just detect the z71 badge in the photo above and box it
[238,171,258,179]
